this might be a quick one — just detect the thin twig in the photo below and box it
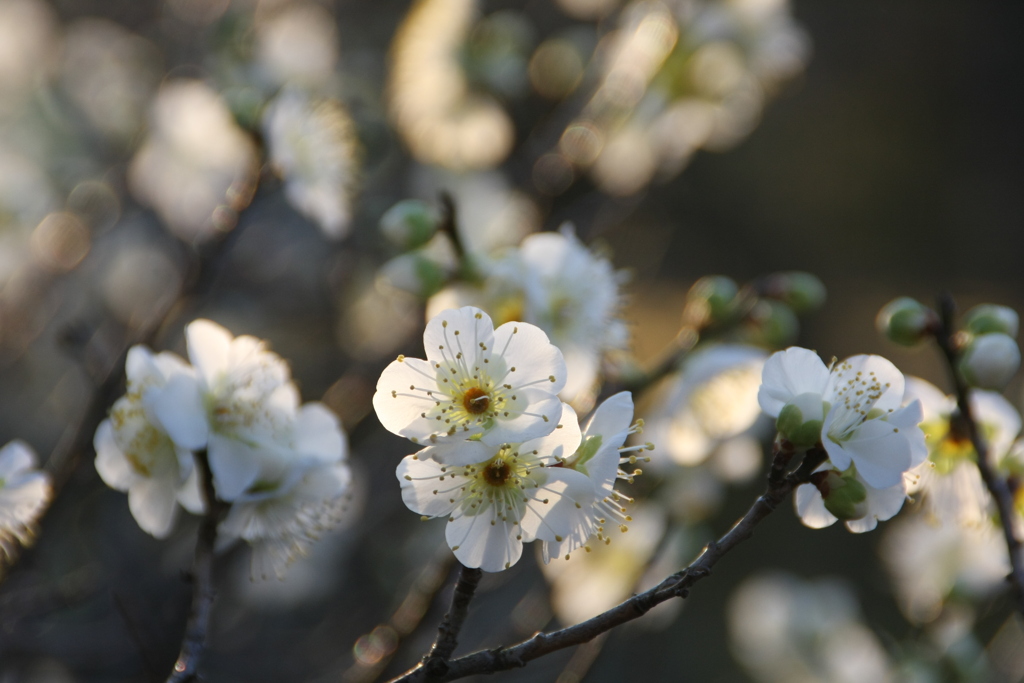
[166,451,230,683]
[389,449,826,683]
[934,294,1024,614]
[414,563,483,681]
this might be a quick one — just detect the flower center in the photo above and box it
[483,460,512,486]
[462,387,491,415]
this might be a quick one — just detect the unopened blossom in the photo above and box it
[263,87,360,239]
[541,392,651,562]
[94,346,201,538]
[0,441,51,565]
[396,403,592,572]
[903,377,1021,528]
[374,306,566,447]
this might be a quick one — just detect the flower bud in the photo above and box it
[685,276,738,326]
[815,470,868,521]
[776,392,825,448]
[963,304,1019,338]
[377,253,446,298]
[761,272,827,314]
[876,297,936,346]
[379,199,441,250]
[742,299,799,349]
[958,333,1021,390]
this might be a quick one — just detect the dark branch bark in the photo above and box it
[389,449,825,683]
[934,294,1024,614]
[166,451,229,683]
[412,564,483,681]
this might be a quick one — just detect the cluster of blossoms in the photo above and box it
[374,306,648,572]
[757,347,927,532]
[94,320,351,579]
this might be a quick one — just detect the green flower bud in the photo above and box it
[380,199,441,250]
[743,299,799,349]
[776,392,825,448]
[817,470,868,521]
[686,276,738,326]
[875,297,936,346]
[963,304,1019,338]
[958,333,1021,390]
[377,252,446,298]
[761,272,827,314]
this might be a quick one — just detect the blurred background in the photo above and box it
[0,0,1022,681]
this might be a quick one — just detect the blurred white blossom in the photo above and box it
[0,440,51,566]
[255,2,339,90]
[128,80,258,241]
[263,87,360,239]
[729,572,894,683]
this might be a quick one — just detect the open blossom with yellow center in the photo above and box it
[397,403,592,571]
[542,392,652,562]
[374,306,567,447]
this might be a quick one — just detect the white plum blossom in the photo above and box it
[263,87,360,240]
[397,403,593,572]
[427,227,627,404]
[758,347,927,532]
[903,377,1021,529]
[541,392,651,562]
[0,440,52,565]
[374,306,566,447]
[644,344,767,467]
[94,346,201,538]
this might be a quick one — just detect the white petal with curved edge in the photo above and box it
[422,441,496,467]
[480,389,564,446]
[824,416,913,490]
[186,319,233,385]
[903,377,952,422]
[758,347,829,417]
[972,390,1022,459]
[584,392,634,444]
[125,345,161,386]
[794,482,837,529]
[845,479,906,533]
[373,356,447,440]
[294,402,346,463]
[518,468,596,542]
[493,321,567,394]
[207,434,262,501]
[147,373,208,450]
[93,420,136,491]
[397,454,464,517]
[446,507,523,572]
[128,476,178,538]
[176,464,205,514]
[887,401,927,468]
[519,403,583,464]
[424,307,495,369]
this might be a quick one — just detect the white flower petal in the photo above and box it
[758,347,829,417]
[584,392,634,442]
[446,507,523,572]
[518,403,582,464]
[423,307,495,368]
[128,476,178,538]
[0,440,38,479]
[480,388,564,446]
[903,377,952,422]
[493,321,567,394]
[972,390,1022,459]
[294,402,346,463]
[186,319,233,385]
[823,354,905,414]
[147,372,208,450]
[397,455,464,517]
[845,480,906,533]
[824,416,913,490]
[93,420,136,491]
[373,356,448,441]
[518,468,595,542]
[794,482,837,529]
[207,434,262,501]
[422,441,496,467]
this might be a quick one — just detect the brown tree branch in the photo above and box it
[934,293,1024,614]
[389,449,826,683]
[412,563,483,681]
[166,451,229,683]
